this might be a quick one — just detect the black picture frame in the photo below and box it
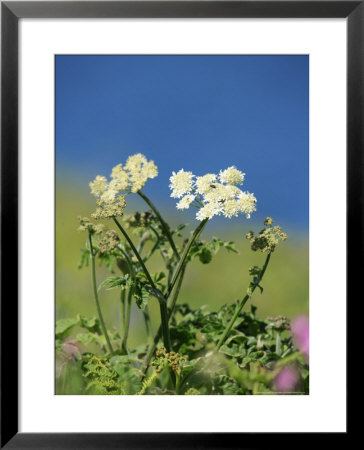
[1,1,356,447]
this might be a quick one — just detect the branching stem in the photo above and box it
[141,263,186,376]
[138,190,180,260]
[113,217,171,351]
[141,221,208,375]
[166,219,208,298]
[217,252,272,350]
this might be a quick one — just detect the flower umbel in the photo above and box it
[169,169,194,198]
[219,166,245,185]
[246,218,287,252]
[124,154,158,193]
[89,175,108,197]
[176,194,195,210]
[169,165,256,221]
[89,153,158,219]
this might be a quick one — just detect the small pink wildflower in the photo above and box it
[62,341,81,360]
[274,366,300,393]
[292,315,309,359]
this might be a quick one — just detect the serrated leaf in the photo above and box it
[134,284,150,311]
[98,275,133,292]
[109,355,142,394]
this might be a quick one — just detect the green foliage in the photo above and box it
[189,236,238,264]
[56,190,308,396]
[109,355,143,394]
[137,371,159,395]
[98,274,133,291]
[57,301,308,395]
[184,387,200,395]
[133,281,149,311]
[82,354,125,395]
[55,317,79,340]
[98,271,166,311]
[165,302,307,395]
[78,248,90,269]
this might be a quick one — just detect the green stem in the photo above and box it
[87,231,114,355]
[143,305,154,342]
[143,225,161,262]
[159,300,172,352]
[175,373,181,395]
[166,219,208,298]
[138,191,180,260]
[119,244,154,349]
[121,288,132,354]
[167,264,186,314]
[118,245,134,276]
[217,252,272,350]
[113,217,171,352]
[120,289,126,335]
[113,218,155,287]
[141,266,187,376]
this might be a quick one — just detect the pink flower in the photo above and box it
[274,366,300,393]
[292,315,309,359]
[62,341,81,360]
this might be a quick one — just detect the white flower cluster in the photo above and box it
[89,153,158,219]
[90,153,158,199]
[169,166,256,221]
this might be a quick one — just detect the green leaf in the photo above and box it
[223,241,238,253]
[220,335,248,358]
[98,275,133,292]
[109,355,142,395]
[214,375,243,395]
[78,248,90,269]
[77,315,101,333]
[134,283,150,311]
[76,332,98,345]
[153,271,166,283]
[256,284,264,294]
[55,317,79,339]
[198,247,212,264]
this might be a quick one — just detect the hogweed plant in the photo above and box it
[56,154,309,395]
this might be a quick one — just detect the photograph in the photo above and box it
[55,54,309,396]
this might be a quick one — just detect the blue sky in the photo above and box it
[56,55,308,231]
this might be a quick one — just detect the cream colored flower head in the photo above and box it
[124,153,158,193]
[89,153,158,218]
[89,175,108,197]
[219,166,245,185]
[169,169,194,198]
[169,165,256,221]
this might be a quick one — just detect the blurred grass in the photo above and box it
[56,182,308,348]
